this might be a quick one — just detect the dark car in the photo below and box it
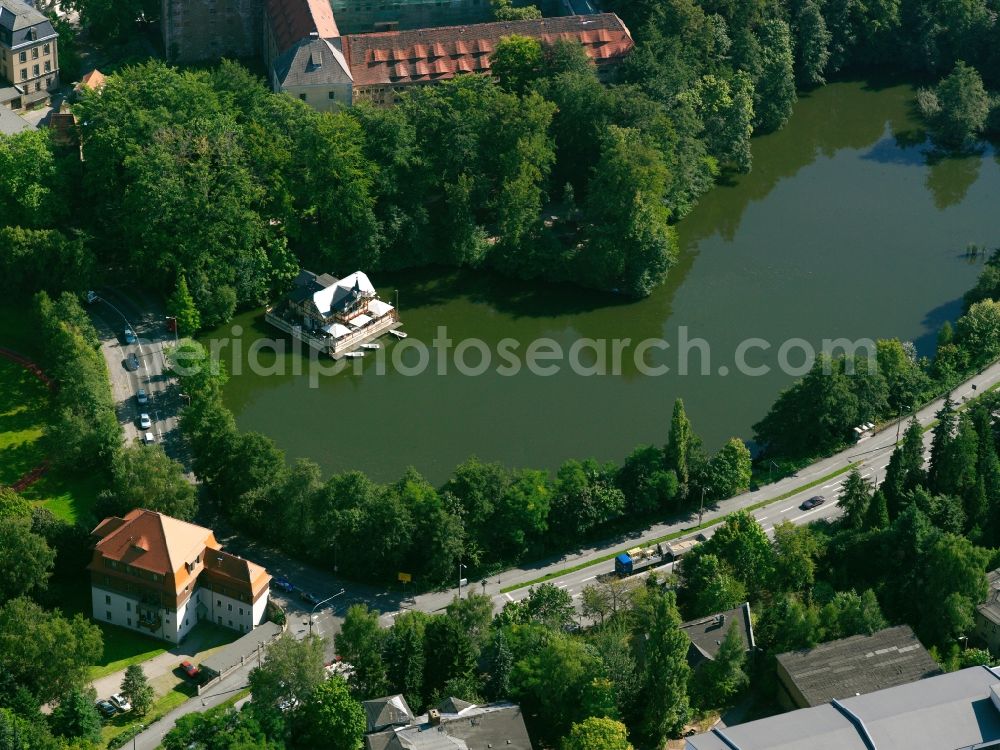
[800,495,826,511]
[179,660,200,680]
[300,591,319,605]
[95,699,117,719]
[125,352,140,371]
[273,576,294,593]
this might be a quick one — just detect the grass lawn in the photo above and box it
[0,358,49,486]
[99,680,197,748]
[89,624,169,681]
[22,469,104,526]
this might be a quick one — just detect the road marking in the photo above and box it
[581,575,596,583]
[504,593,514,602]
[780,505,795,512]
[556,583,568,589]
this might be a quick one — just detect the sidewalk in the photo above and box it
[91,625,234,701]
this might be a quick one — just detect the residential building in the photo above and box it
[270,33,353,110]
[363,694,533,750]
[161,0,631,109]
[686,665,1000,750]
[977,568,1000,654]
[88,509,271,643]
[266,268,400,357]
[775,624,940,709]
[343,13,633,107]
[161,0,262,62]
[0,94,28,132]
[680,602,755,669]
[73,68,106,94]
[0,0,59,109]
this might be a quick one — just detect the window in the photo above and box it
[20,69,26,80]
[217,600,221,607]
[127,617,132,626]
[299,93,307,100]
[34,82,40,92]
[43,43,49,54]
[105,595,111,605]
[18,51,25,63]
[44,61,51,72]
[31,47,38,59]
[228,603,232,611]
[126,602,131,612]
[106,611,112,621]
[239,607,244,616]
[228,619,233,627]
[32,64,39,76]
[328,91,336,100]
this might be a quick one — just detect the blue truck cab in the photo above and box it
[615,552,634,577]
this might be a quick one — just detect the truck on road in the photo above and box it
[614,544,665,577]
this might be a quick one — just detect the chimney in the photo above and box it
[428,709,441,727]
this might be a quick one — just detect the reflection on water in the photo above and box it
[208,82,1000,483]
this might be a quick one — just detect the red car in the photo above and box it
[180,660,200,679]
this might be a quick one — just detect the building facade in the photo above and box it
[88,509,271,644]
[161,0,262,62]
[0,0,58,109]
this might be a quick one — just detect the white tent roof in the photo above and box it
[323,323,352,339]
[349,314,373,329]
[312,271,375,316]
[368,299,394,317]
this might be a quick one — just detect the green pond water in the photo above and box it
[207,81,1000,483]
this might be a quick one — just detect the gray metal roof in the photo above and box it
[272,35,352,89]
[365,701,532,750]
[687,666,1000,750]
[0,0,55,48]
[776,625,940,707]
[978,569,1000,625]
[681,602,755,666]
[363,694,414,733]
[0,102,30,134]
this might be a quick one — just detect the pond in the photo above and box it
[207,81,1000,483]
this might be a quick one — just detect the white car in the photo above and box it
[139,413,151,429]
[137,388,148,405]
[143,432,155,445]
[109,693,131,712]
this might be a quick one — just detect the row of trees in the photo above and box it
[172,339,751,584]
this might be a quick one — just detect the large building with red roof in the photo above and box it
[89,509,271,644]
[162,0,633,110]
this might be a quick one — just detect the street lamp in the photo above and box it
[457,563,467,599]
[89,291,147,377]
[308,588,346,637]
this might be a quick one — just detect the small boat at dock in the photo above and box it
[361,343,381,350]
[389,329,407,339]
[343,352,364,358]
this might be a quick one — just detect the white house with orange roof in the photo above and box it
[88,509,271,643]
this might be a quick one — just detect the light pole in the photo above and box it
[394,289,399,312]
[90,291,147,377]
[308,588,346,637]
[698,486,707,526]
[457,563,467,599]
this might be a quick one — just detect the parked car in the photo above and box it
[180,660,200,680]
[143,432,155,445]
[136,388,148,405]
[124,328,137,344]
[800,495,826,511]
[273,576,294,593]
[278,697,300,713]
[300,591,319,605]
[125,352,140,371]
[139,413,152,429]
[95,699,117,719]
[109,693,131,712]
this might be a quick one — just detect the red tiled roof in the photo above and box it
[89,509,219,579]
[343,13,633,88]
[75,69,107,92]
[266,0,340,55]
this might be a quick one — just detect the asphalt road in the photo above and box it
[121,354,1000,747]
[89,288,188,468]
